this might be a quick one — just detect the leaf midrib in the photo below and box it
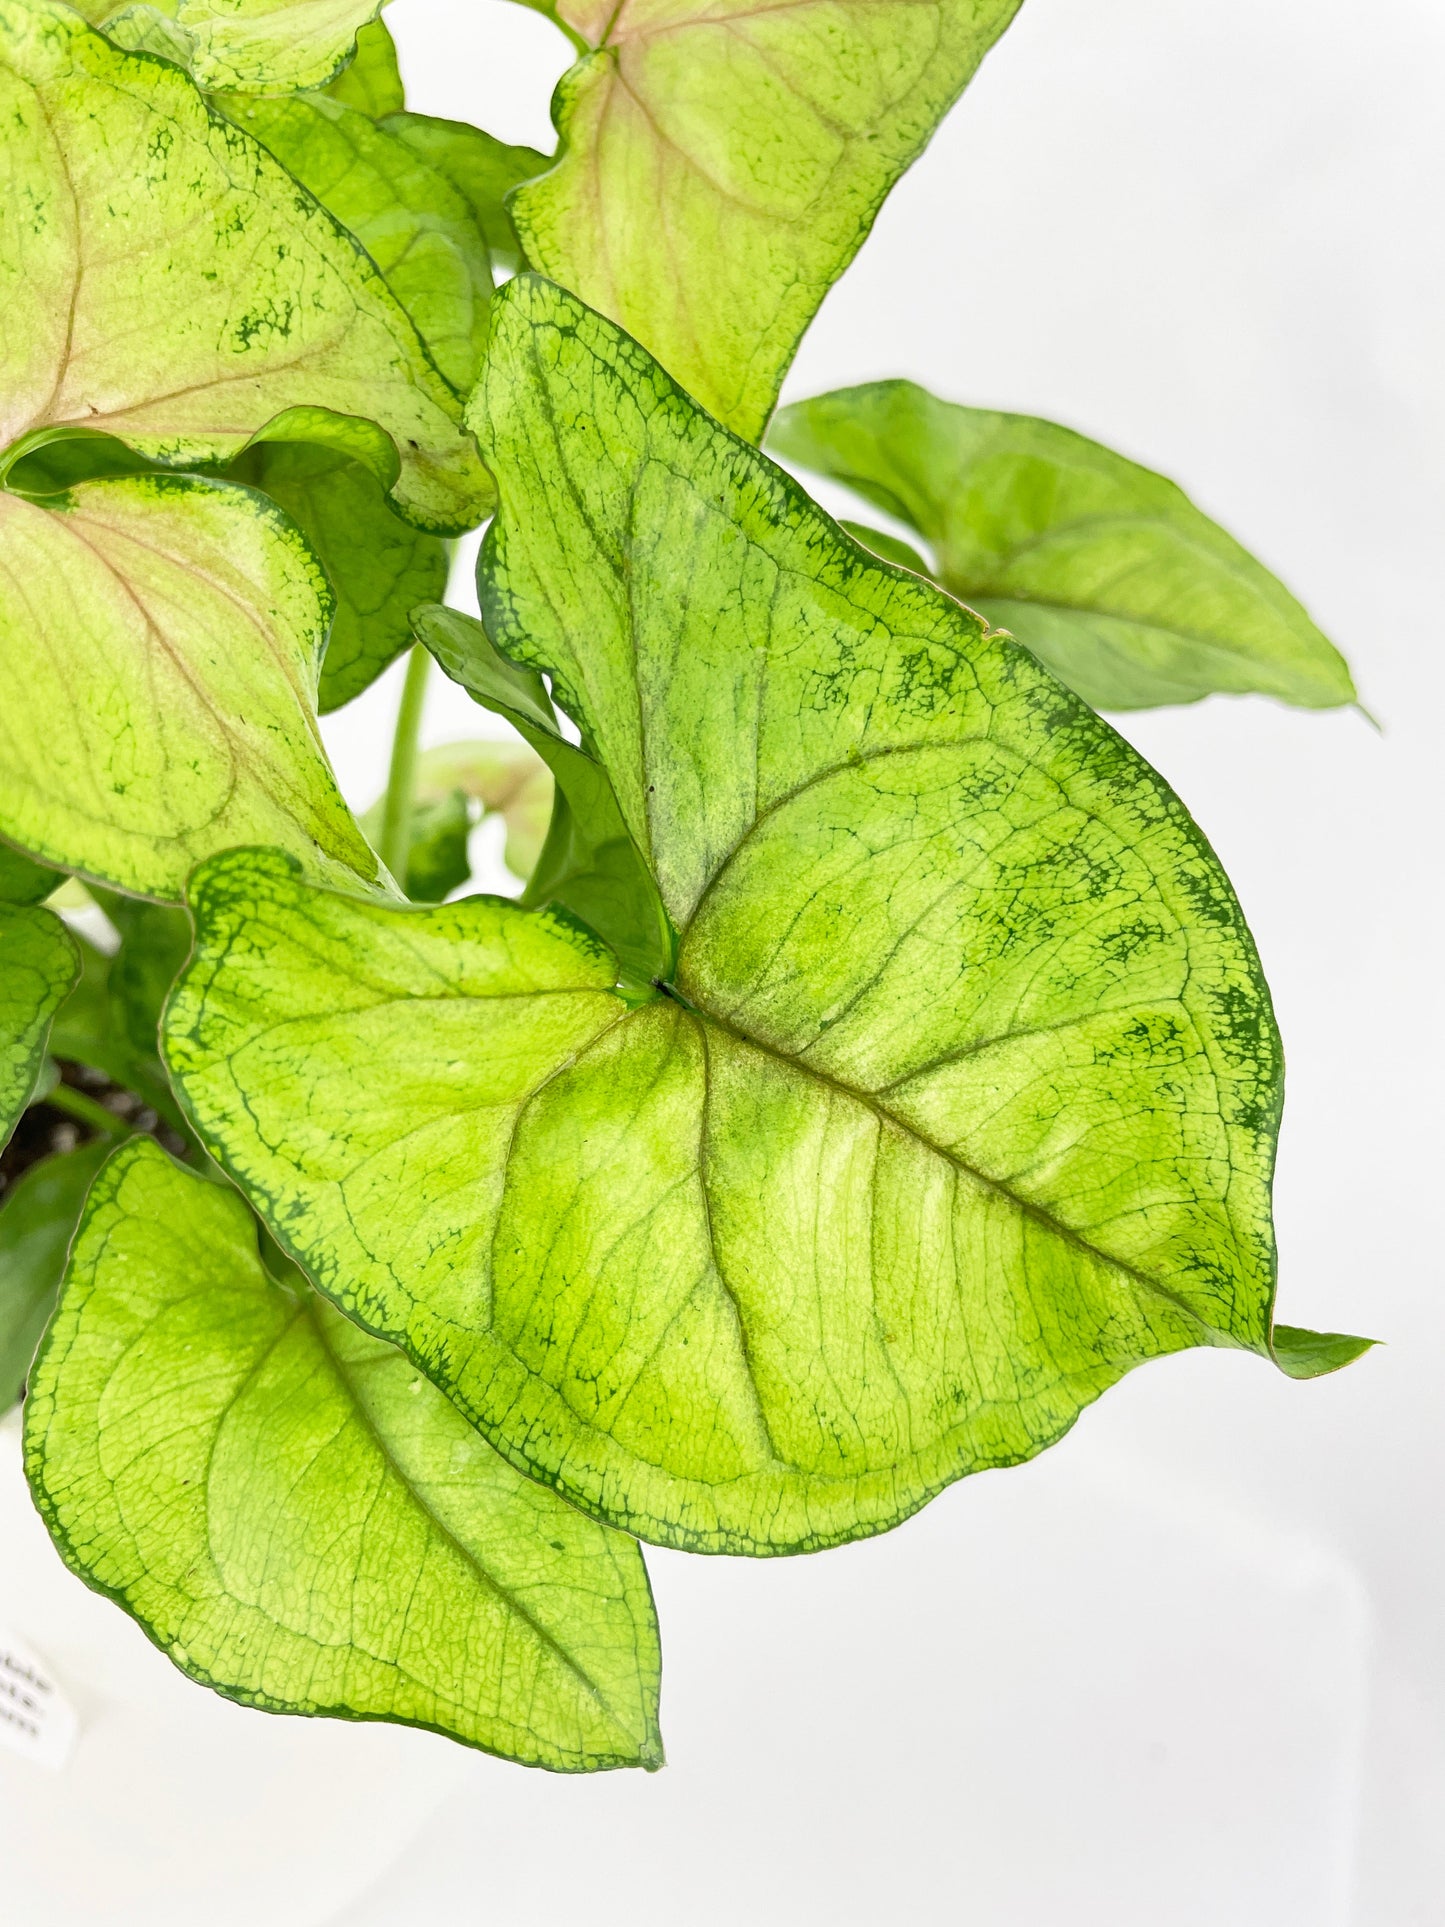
[677,996,1228,1346]
[304,1295,647,1752]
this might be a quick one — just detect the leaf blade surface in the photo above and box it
[0,475,378,900]
[166,282,1363,1555]
[24,1140,663,1768]
[0,2,487,531]
[770,383,1356,710]
[513,0,1023,437]
[1,903,77,1149]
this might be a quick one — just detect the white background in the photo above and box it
[3,1,1442,1921]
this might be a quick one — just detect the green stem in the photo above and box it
[378,643,430,888]
[47,1082,130,1139]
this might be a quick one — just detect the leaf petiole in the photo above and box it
[378,642,431,888]
[45,1081,130,1140]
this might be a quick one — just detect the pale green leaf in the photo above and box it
[381,113,550,274]
[226,442,448,712]
[97,3,196,66]
[1,904,77,1149]
[24,1140,662,1767]
[178,0,383,95]
[220,93,492,395]
[0,474,379,901]
[324,14,402,115]
[770,384,1357,711]
[512,0,1023,438]
[0,2,488,531]
[165,281,1366,1555]
[415,603,674,982]
[0,1140,109,1412]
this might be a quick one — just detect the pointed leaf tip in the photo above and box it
[1271,1325,1377,1380]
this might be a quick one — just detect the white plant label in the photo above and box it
[0,1624,77,1769]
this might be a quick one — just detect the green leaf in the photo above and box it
[46,932,128,1089]
[0,845,60,906]
[1,904,77,1151]
[0,1140,110,1412]
[96,4,197,67]
[400,793,472,902]
[1271,1325,1377,1380]
[414,603,674,983]
[839,519,933,577]
[769,384,1357,712]
[98,897,191,1068]
[165,281,1368,1555]
[179,0,384,95]
[0,2,488,532]
[324,15,403,116]
[511,0,1023,439]
[0,475,378,903]
[220,93,493,396]
[407,740,554,884]
[381,113,550,274]
[44,912,188,1131]
[226,442,448,713]
[358,789,472,902]
[24,1139,662,1768]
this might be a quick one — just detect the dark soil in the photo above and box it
[0,1062,188,1205]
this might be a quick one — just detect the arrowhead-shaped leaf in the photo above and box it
[220,93,493,397]
[1,903,77,1150]
[516,0,1024,441]
[0,1,487,531]
[770,384,1357,712]
[512,0,1023,439]
[24,1139,663,1769]
[0,1139,109,1413]
[165,281,1364,1556]
[0,475,379,900]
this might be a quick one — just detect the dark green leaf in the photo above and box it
[0,845,60,907]
[403,793,472,902]
[1,905,77,1151]
[0,1140,110,1412]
